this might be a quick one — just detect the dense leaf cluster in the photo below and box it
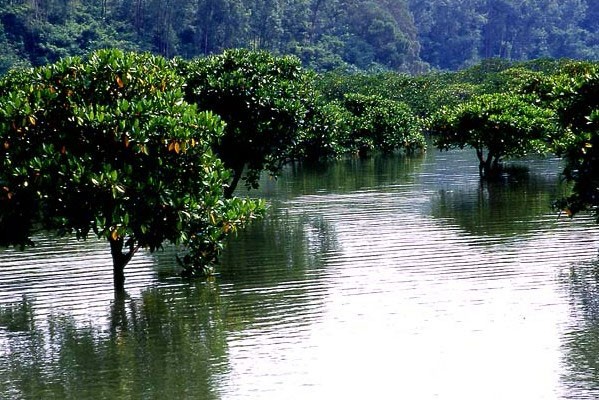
[0,49,265,282]
[340,93,424,156]
[180,49,315,196]
[549,65,599,219]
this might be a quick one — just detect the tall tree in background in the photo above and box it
[409,0,486,70]
[191,0,248,56]
[0,0,598,75]
[343,0,413,70]
[409,0,595,71]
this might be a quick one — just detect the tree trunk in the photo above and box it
[110,289,129,336]
[476,148,499,179]
[109,237,137,292]
[476,147,485,178]
[224,163,244,199]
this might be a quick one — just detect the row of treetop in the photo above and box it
[0,49,598,289]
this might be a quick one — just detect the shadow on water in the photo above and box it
[219,208,339,279]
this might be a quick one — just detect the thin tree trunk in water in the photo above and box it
[492,155,500,171]
[476,147,485,178]
[109,237,138,292]
[483,156,493,178]
[110,289,129,335]
[475,147,500,179]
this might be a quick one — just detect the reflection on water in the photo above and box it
[0,286,225,399]
[561,259,599,399]
[431,168,567,238]
[1,150,599,399]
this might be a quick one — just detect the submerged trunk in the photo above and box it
[109,237,137,292]
[476,148,486,178]
[476,148,501,179]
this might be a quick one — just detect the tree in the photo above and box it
[293,99,352,162]
[550,62,599,219]
[341,93,425,156]
[181,49,314,197]
[0,49,264,290]
[430,93,557,178]
[409,0,485,70]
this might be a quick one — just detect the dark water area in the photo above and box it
[1,149,599,399]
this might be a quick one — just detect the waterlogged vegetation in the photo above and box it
[1,4,599,399]
[0,48,427,288]
[0,48,598,290]
[0,50,267,289]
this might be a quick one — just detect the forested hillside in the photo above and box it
[0,0,597,75]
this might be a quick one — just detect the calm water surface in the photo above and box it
[2,149,599,399]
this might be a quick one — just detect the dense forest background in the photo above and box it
[0,0,597,75]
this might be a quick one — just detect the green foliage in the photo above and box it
[294,100,353,163]
[341,93,425,156]
[0,49,264,278]
[549,63,599,219]
[411,0,596,70]
[0,1,143,75]
[1,0,598,75]
[430,93,557,178]
[316,69,483,120]
[181,49,314,196]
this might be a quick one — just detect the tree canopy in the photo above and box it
[429,93,557,178]
[180,49,315,197]
[549,63,599,219]
[0,49,264,289]
[340,93,425,156]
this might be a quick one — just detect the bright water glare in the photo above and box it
[1,149,599,399]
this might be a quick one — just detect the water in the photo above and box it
[1,149,599,399]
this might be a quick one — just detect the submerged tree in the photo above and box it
[0,49,264,290]
[181,49,314,197]
[551,63,599,219]
[341,93,425,156]
[430,93,557,178]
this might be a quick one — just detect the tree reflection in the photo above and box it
[254,152,426,199]
[0,203,341,399]
[0,284,226,399]
[214,206,340,333]
[429,168,567,238]
[562,259,599,396]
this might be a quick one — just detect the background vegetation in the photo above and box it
[0,0,597,76]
